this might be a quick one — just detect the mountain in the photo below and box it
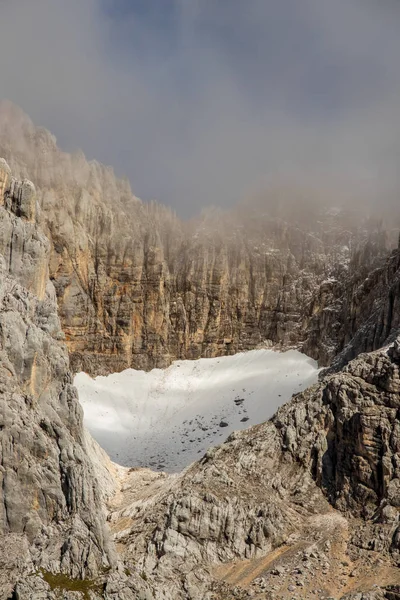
[1,103,400,598]
[0,101,397,377]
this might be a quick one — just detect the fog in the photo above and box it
[0,0,400,216]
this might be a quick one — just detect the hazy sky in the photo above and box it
[0,0,400,216]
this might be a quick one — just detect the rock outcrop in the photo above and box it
[105,339,400,599]
[0,102,396,376]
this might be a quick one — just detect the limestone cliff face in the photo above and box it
[0,160,153,599]
[0,102,394,376]
[0,158,105,593]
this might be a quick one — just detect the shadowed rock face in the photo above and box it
[0,101,396,376]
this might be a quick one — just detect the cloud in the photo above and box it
[0,0,400,216]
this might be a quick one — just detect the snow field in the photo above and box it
[75,349,319,472]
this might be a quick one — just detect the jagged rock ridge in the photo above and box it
[106,339,400,599]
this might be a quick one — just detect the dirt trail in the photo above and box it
[214,510,400,599]
[217,543,306,588]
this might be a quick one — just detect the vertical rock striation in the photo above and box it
[0,159,116,597]
[0,102,396,376]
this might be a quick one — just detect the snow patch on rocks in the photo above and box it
[75,349,319,472]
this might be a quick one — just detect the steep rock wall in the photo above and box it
[0,102,394,375]
[0,159,116,597]
[1,127,400,597]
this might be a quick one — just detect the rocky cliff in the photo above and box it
[0,159,153,599]
[326,244,400,373]
[0,101,396,376]
[2,103,400,599]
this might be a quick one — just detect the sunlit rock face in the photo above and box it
[0,157,155,599]
[0,159,116,595]
[0,101,395,377]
